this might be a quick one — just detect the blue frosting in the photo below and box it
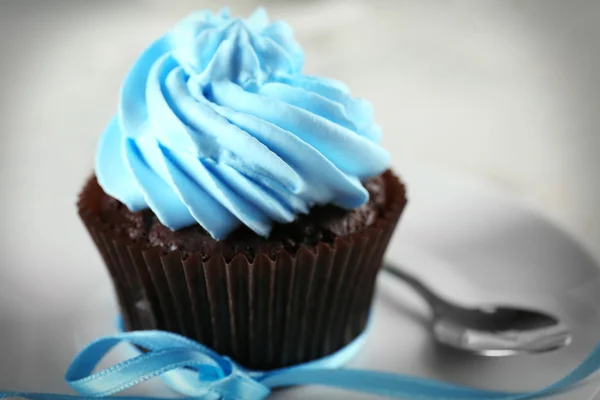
[96,8,390,239]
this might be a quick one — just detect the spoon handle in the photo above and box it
[381,263,447,313]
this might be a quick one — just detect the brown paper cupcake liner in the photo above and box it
[77,170,407,370]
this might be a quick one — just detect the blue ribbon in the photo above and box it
[1,319,599,400]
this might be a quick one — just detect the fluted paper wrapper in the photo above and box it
[78,171,406,370]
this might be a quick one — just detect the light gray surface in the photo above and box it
[0,1,599,398]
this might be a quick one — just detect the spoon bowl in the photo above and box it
[383,263,572,356]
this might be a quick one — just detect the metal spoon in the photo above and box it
[382,263,572,356]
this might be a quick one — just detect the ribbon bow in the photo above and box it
[1,326,600,399]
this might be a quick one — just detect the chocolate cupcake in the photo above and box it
[78,8,407,370]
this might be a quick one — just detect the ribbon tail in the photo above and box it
[531,341,600,397]
[0,394,84,400]
[260,369,521,399]
[0,394,190,400]
[259,340,600,400]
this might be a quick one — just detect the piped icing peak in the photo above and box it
[169,8,303,87]
[96,8,390,239]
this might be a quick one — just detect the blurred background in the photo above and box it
[1,0,599,262]
[0,0,599,396]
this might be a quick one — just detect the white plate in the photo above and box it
[0,164,598,399]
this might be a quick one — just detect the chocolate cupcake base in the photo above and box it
[78,171,406,370]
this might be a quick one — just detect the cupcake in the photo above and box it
[78,8,407,370]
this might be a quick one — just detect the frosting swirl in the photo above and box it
[96,8,390,239]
